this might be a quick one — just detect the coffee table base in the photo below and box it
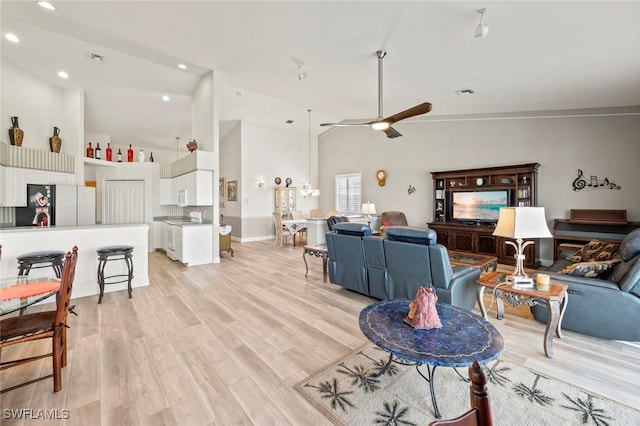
[375,352,469,419]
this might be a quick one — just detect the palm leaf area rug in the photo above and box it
[295,344,640,426]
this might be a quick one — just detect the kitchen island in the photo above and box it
[0,223,149,300]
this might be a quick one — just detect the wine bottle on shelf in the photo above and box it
[86,142,94,158]
[127,144,134,162]
[95,142,102,160]
[106,143,113,161]
[149,152,154,162]
[117,148,123,162]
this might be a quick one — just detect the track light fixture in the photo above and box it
[475,8,489,39]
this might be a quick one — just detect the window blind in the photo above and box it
[335,173,362,214]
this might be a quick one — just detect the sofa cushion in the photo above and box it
[619,228,640,261]
[566,239,620,262]
[558,259,621,278]
[385,227,437,245]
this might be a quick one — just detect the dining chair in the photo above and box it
[272,213,294,247]
[310,209,323,218]
[428,361,493,426]
[0,246,79,393]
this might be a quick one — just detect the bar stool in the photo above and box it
[96,245,134,304]
[17,250,65,278]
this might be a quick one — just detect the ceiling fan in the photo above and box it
[321,50,432,139]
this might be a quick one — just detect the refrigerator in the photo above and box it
[15,184,95,227]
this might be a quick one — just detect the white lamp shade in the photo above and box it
[361,202,377,215]
[492,207,552,239]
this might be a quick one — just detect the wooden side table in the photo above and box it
[476,271,568,358]
[302,244,327,282]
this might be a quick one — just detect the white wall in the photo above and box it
[223,120,318,241]
[318,108,640,261]
[1,60,65,150]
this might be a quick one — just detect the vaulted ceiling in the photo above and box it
[2,1,639,149]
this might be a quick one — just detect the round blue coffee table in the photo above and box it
[359,299,503,418]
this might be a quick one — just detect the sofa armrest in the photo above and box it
[436,266,480,311]
[532,271,619,291]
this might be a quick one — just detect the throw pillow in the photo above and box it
[381,221,394,227]
[566,240,620,262]
[558,258,622,278]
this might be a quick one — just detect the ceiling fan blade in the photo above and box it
[382,126,402,139]
[320,119,373,127]
[384,102,432,124]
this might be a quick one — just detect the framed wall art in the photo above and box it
[219,177,227,207]
[227,180,238,201]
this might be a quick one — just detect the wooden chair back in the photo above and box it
[54,246,79,331]
[428,361,493,426]
[0,246,79,393]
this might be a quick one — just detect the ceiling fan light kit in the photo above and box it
[320,50,432,139]
[371,121,390,130]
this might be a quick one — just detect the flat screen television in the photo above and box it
[451,190,509,222]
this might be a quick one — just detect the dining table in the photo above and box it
[0,275,61,316]
[281,219,308,246]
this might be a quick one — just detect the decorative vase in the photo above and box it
[49,127,62,153]
[186,139,198,152]
[9,116,24,147]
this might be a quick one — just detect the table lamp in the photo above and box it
[492,207,552,287]
[361,202,377,227]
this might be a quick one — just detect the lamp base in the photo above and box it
[512,276,534,289]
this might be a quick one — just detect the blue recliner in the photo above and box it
[326,223,371,295]
[328,225,480,311]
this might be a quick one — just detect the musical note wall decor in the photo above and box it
[407,185,416,195]
[572,169,621,191]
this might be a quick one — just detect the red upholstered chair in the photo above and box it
[0,246,79,393]
[428,361,493,426]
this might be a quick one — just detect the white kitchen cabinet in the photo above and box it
[150,221,163,251]
[171,170,213,206]
[159,178,173,205]
[25,169,74,185]
[0,166,27,207]
[180,225,213,266]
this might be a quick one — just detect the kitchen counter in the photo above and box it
[153,216,213,226]
[0,223,149,300]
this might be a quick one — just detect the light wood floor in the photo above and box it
[1,240,639,425]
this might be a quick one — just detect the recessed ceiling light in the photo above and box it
[162,95,170,102]
[177,63,187,70]
[57,71,69,79]
[4,33,20,43]
[38,1,56,11]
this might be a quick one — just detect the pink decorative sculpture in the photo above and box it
[404,286,442,330]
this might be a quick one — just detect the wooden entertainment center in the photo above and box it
[428,163,540,267]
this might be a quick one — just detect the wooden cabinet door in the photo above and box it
[435,229,450,247]
[476,233,497,255]
[453,231,474,251]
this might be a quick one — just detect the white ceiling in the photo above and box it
[2,1,640,150]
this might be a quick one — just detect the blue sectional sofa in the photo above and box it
[532,228,640,341]
[325,224,480,311]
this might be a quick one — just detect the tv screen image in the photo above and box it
[452,190,509,221]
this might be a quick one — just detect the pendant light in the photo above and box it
[300,109,320,198]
